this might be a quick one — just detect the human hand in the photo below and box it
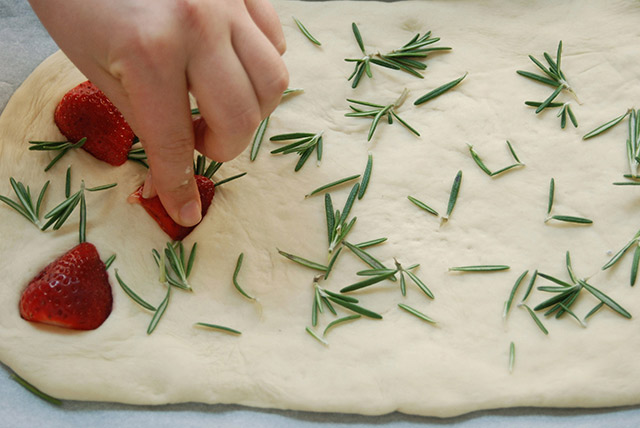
[29,0,289,226]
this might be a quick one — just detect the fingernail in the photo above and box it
[142,172,154,199]
[179,199,202,226]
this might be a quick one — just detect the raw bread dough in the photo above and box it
[1,0,640,418]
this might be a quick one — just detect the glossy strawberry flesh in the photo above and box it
[129,175,215,241]
[19,242,112,330]
[54,81,134,166]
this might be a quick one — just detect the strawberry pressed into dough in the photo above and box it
[1,0,640,418]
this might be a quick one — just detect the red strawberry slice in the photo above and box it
[129,175,215,241]
[19,242,113,331]
[54,81,134,166]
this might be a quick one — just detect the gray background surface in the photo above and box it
[1,1,639,426]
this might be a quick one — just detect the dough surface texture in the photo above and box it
[1,0,640,417]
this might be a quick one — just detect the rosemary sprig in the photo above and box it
[29,137,87,171]
[232,253,255,300]
[194,322,241,335]
[270,131,324,171]
[583,109,631,140]
[414,73,467,105]
[0,177,50,227]
[194,153,247,187]
[345,23,451,88]
[152,242,197,291]
[449,265,510,272]
[398,303,437,325]
[10,372,62,406]
[468,142,524,177]
[293,16,321,46]
[305,174,360,198]
[346,89,419,141]
[442,170,462,223]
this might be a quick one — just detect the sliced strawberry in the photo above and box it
[129,175,215,241]
[19,242,113,331]
[54,81,134,166]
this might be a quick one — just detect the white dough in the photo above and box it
[1,0,640,417]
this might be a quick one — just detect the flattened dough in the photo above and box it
[1,0,640,417]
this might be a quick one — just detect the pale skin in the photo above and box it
[28,0,289,226]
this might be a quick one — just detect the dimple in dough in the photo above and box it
[1,0,640,417]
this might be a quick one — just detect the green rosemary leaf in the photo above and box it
[503,270,529,319]
[316,136,323,164]
[378,56,424,78]
[104,254,116,270]
[323,314,361,337]
[52,192,81,231]
[165,243,189,287]
[305,174,361,198]
[368,105,393,141]
[534,287,579,311]
[560,106,567,129]
[354,237,387,249]
[325,193,335,245]
[11,372,62,406]
[0,195,31,223]
[516,70,559,87]
[115,269,156,311]
[352,22,365,54]
[547,178,555,215]
[311,293,318,326]
[537,272,574,287]
[338,182,360,227]
[250,116,269,161]
[343,241,388,272]
[278,249,327,272]
[322,288,359,304]
[65,166,71,198]
[521,269,538,302]
[185,242,197,278]
[321,295,337,315]
[85,183,117,192]
[214,172,247,187]
[390,111,420,136]
[194,322,241,335]
[567,105,578,128]
[340,270,398,293]
[602,236,640,270]
[556,40,563,75]
[557,303,586,327]
[525,101,564,108]
[490,164,523,177]
[519,304,549,335]
[405,269,434,299]
[546,215,593,224]
[579,280,632,319]
[509,342,515,373]
[449,265,510,272]
[583,110,630,140]
[443,170,462,221]
[324,247,343,280]
[147,284,171,334]
[398,303,436,324]
[631,244,640,286]
[232,253,255,300]
[351,61,367,88]
[414,72,467,105]
[468,144,492,176]
[407,195,439,216]
[565,251,577,283]
[79,190,86,243]
[293,16,321,46]
[584,302,604,321]
[369,57,401,70]
[203,160,223,179]
[306,326,329,346]
[325,295,382,319]
[612,181,640,186]
[357,268,398,276]
[358,152,373,200]
[270,132,315,141]
[538,285,573,293]
[295,147,314,171]
[346,99,386,109]
[535,84,564,114]
[399,271,407,296]
[10,178,37,221]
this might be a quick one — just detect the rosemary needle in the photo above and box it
[443,170,462,222]
[414,72,468,105]
[306,326,329,346]
[278,249,328,272]
[503,270,529,319]
[583,110,630,140]
[358,152,373,200]
[323,314,361,337]
[519,303,548,335]
[547,178,555,215]
[115,269,157,312]
[11,373,62,406]
[195,322,242,335]
[407,195,439,216]
[449,265,510,272]
[250,116,269,161]
[508,342,515,373]
[147,284,171,335]
[398,303,437,325]
[232,253,255,300]
[293,16,321,46]
[305,174,361,198]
